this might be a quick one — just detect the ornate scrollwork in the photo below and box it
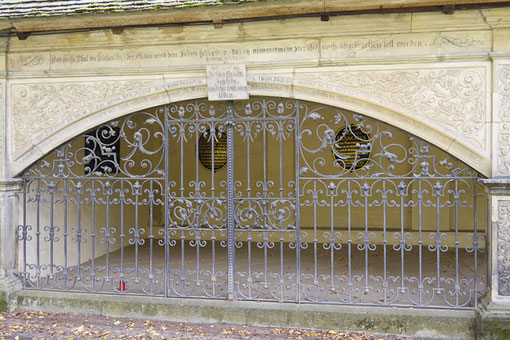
[498,201,510,296]
[17,96,484,308]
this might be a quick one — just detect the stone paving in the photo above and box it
[0,309,424,340]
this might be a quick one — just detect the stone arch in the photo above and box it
[9,75,490,177]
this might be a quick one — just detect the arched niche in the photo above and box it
[8,77,490,177]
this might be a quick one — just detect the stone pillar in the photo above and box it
[476,58,510,338]
[0,178,22,312]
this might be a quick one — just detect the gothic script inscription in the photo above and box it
[207,64,248,100]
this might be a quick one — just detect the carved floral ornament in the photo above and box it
[497,64,510,177]
[298,68,487,154]
[10,80,156,155]
[498,201,510,296]
[9,67,487,174]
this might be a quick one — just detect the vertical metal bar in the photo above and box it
[295,100,301,303]
[149,180,154,283]
[120,181,125,283]
[22,180,27,286]
[330,182,335,289]
[134,182,140,279]
[278,113,284,301]
[209,108,218,295]
[246,115,252,298]
[382,180,388,305]
[209,104,218,295]
[263,99,268,290]
[364,182,369,292]
[91,181,97,287]
[211,229,217,296]
[164,105,170,297]
[435,183,441,291]
[49,181,55,277]
[473,181,479,308]
[226,100,236,300]
[211,128,216,198]
[35,179,41,286]
[63,179,68,289]
[180,226,185,294]
[418,179,423,305]
[347,180,353,302]
[105,183,111,279]
[76,183,82,277]
[400,183,405,293]
[179,117,186,293]
[195,116,200,284]
[313,180,318,300]
[454,179,460,306]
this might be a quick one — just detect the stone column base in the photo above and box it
[476,296,510,339]
[0,275,21,312]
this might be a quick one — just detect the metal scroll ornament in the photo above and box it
[198,129,227,171]
[333,125,371,171]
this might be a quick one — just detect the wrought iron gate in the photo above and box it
[17,97,486,309]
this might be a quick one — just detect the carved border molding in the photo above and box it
[497,64,510,177]
[8,68,489,176]
[498,200,510,296]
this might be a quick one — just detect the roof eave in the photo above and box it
[4,0,510,34]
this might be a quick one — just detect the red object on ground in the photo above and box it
[119,280,126,291]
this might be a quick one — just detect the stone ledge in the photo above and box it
[18,290,475,339]
[479,178,510,195]
[0,276,22,312]
[475,298,510,339]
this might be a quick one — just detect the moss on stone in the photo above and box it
[17,291,477,339]
[0,292,7,313]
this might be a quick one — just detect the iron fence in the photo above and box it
[17,97,487,308]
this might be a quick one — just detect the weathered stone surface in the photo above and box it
[0,276,21,313]
[476,299,510,340]
[8,63,492,177]
[18,290,476,339]
[206,64,248,100]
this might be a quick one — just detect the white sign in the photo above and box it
[206,64,248,101]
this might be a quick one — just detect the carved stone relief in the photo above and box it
[498,200,510,296]
[9,67,488,175]
[497,64,510,177]
[10,80,156,155]
[298,67,487,154]
[0,80,5,179]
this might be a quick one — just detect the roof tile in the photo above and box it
[0,0,222,19]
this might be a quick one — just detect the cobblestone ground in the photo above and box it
[0,309,423,340]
